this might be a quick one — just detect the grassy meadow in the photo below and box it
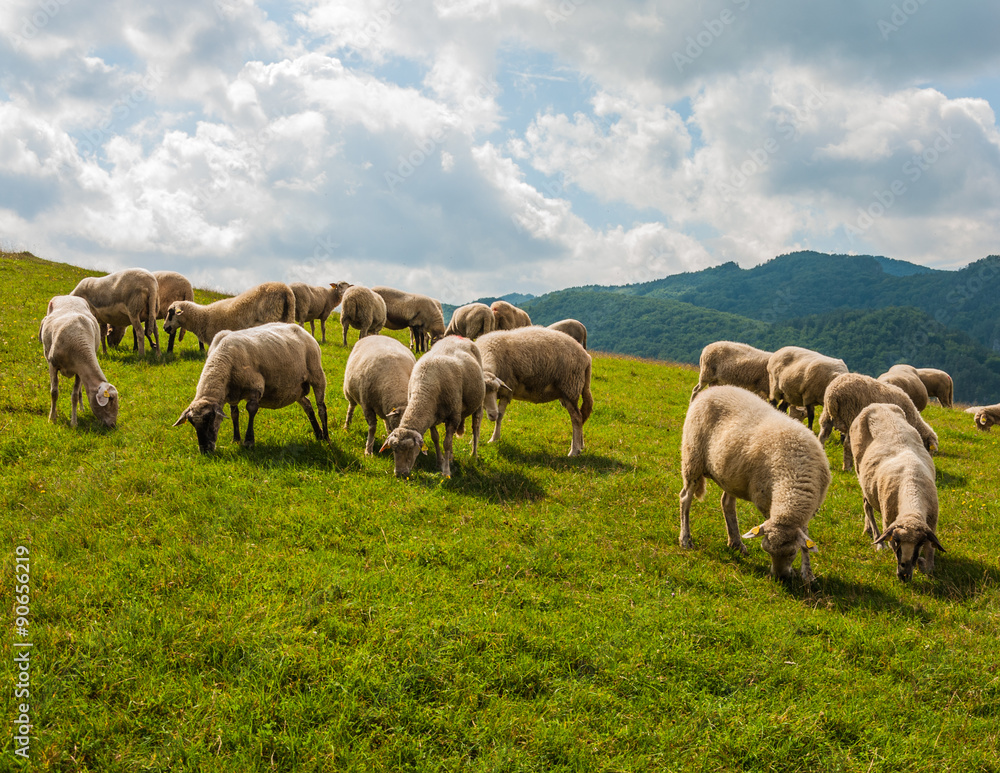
[1,251,999,772]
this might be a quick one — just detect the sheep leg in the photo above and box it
[166,327,177,354]
[559,395,585,456]
[842,435,855,472]
[362,406,378,455]
[862,498,880,545]
[131,327,139,352]
[721,492,749,555]
[429,425,443,467]
[231,404,242,445]
[129,312,145,357]
[70,375,82,427]
[918,544,935,576]
[441,425,454,477]
[799,548,816,584]
[678,482,696,548]
[344,400,357,430]
[319,318,326,343]
[471,407,482,461]
[342,319,349,347]
[806,405,816,431]
[244,399,259,448]
[488,399,509,443]
[48,364,60,424]
[298,396,325,442]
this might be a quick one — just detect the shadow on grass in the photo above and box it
[401,459,547,503]
[918,553,1000,601]
[935,468,967,489]
[497,445,629,474]
[204,439,361,472]
[0,402,47,417]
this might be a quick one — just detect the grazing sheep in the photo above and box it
[690,341,775,401]
[444,302,496,339]
[108,270,200,354]
[679,385,829,582]
[767,345,849,430]
[173,323,328,453]
[476,327,593,457]
[162,281,295,348]
[339,283,386,345]
[878,364,929,412]
[290,282,345,343]
[343,335,416,454]
[70,268,160,357]
[818,373,938,471]
[969,404,1000,432]
[38,295,119,428]
[850,403,945,582]
[490,300,532,331]
[380,336,506,478]
[371,285,446,352]
[546,319,587,349]
[917,367,954,408]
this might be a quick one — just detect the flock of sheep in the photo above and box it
[37,267,1000,584]
[38,267,593,478]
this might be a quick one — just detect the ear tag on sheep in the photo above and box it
[805,539,818,553]
[742,525,763,540]
[96,385,111,407]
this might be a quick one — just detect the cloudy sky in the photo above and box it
[2,0,999,302]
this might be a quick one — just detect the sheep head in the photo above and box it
[89,382,119,428]
[384,406,406,433]
[975,408,998,432]
[742,522,818,582]
[162,302,184,335]
[174,398,227,454]
[482,371,512,422]
[872,516,945,582]
[380,427,426,477]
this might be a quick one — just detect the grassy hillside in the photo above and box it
[2,252,999,772]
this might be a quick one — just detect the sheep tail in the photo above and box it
[145,287,158,338]
[580,361,594,423]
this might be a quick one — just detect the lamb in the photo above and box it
[172,322,328,453]
[371,285,446,352]
[877,364,929,412]
[490,300,532,330]
[343,335,416,454]
[70,268,160,357]
[290,282,345,343]
[916,367,954,408]
[818,373,938,471]
[338,283,386,345]
[444,302,496,339]
[38,295,119,428]
[767,345,849,430]
[546,319,587,349]
[380,336,506,478]
[162,281,296,348]
[476,327,593,456]
[969,404,1000,431]
[679,385,829,582]
[849,403,945,582]
[107,270,200,354]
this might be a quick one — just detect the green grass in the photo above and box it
[1,251,998,772]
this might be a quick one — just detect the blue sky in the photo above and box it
[1,0,998,302]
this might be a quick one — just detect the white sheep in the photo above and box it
[380,336,506,478]
[108,270,199,354]
[162,281,296,348]
[372,285,446,352]
[850,402,945,582]
[172,322,328,453]
[916,367,954,408]
[490,300,532,330]
[343,335,416,454]
[444,302,496,339]
[70,268,160,357]
[290,282,345,343]
[679,385,829,582]
[877,364,929,412]
[691,341,775,401]
[968,403,1000,432]
[476,327,593,456]
[338,283,386,345]
[818,373,938,471]
[38,295,119,428]
[546,319,587,349]
[767,345,849,430]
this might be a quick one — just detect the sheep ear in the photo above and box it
[798,529,818,553]
[95,382,113,407]
[741,523,765,540]
[216,405,228,420]
[926,529,946,553]
[173,409,191,427]
[872,525,895,546]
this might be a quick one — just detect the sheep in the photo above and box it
[70,268,160,357]
[172,322,328,453]
[490,300,532,330]
[691,341,775,401]
[877,364,929,412]
[38,295,119,428]
[338,283,386,345]
[343,335,416,454]
[818,373,938,471]
[476,327,593,457]
[380,336,506,478]
[916,367,954,408]
[546,318,587,349]
[444,302,496,339]
[767,345,849,430]
[162,281,295,348]
[969,404,1000,431]
[849,403,945,582]
[107,270,200,354]
[371,285,446,352]
[679,385,829,582]
[290,282,345,343]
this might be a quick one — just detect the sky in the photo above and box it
[1,0,999,303]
